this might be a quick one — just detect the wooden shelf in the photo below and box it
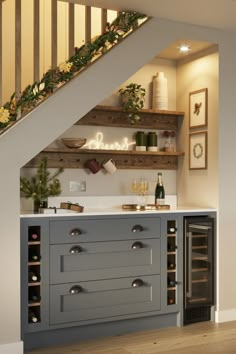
[28,302,41,307]
[28,241,41,245]
[76,105,184,130]
[28,262,41,266]
[24,148,185,170]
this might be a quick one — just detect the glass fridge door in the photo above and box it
[185,218,214,308]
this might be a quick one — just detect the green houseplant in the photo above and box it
[20,157,64,212]
[119,83,146,124]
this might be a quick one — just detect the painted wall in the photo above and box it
[176,47,219,208]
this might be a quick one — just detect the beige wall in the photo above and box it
[176,48,219,208]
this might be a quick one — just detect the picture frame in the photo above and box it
[189,88,208,128]
[189,131,207,170]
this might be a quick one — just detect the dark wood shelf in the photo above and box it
[76,105,184,130]
[24,148,185,170]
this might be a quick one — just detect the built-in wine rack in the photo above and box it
[27,226,41,324]
[167,220,177,306]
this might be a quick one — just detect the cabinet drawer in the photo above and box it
[49,217,160,244]
[50,275,161,325]
[50,238,160,284]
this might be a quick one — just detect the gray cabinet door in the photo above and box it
[49,275,161,325]
[49,217,161,244]
[50,238,160,284]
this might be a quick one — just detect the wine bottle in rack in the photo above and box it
[167,277,177,287]
[28,270,40,283]
[28,252,41,262]
[28,230,40,242]
[168,296,175,305]
[167,261,176,270]
[167,242,177,252]
[29,290,41,303]
[28,310,39,323]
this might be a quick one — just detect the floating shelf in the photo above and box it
[76,105,184,130]
[24,148,185,170]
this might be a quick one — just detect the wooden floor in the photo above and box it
[26,321,236,354]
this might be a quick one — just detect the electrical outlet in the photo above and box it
[80,181,86,192]
[69,181,80,192]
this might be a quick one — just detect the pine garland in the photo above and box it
[0,11,147,131]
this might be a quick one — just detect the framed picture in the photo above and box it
[189,88,208,128]
[189,131,207,170]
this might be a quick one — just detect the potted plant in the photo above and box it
[20,157,64,212]
[162,130,176,152]
[119,83,146,124]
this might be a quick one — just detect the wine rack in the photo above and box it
[167,220,177,306]
[27,226,41,324]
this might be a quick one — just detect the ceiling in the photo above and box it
[63,0,236,32]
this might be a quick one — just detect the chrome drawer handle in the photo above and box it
[132,279,144,287]
[132,225,144,233]
[132,241,143,249]
[69,285,83,294]
[70,246,83,254]
[70,228,81,236]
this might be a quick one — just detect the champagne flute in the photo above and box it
[131,179,139,204]
[138,178,149,206]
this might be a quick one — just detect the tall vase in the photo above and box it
[152,72,168,110]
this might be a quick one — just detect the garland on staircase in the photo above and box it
[0,10,147,132]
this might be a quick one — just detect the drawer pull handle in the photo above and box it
[70,228,81,236]
[132,225,144,233]
[69,285,83,294]
[70,246,83,254]
[132,241,143,249]
[132,279,144,287]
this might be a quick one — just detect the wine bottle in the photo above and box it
[167,243,177,252]
[168,296,175,305]
[28,310,39,323]
[28,231,40,241]
[29,293,41,303]
[168,277,177,287]
[28,270,40,282]
[167,261,176,270]
[28,253,41,262]
[155,172,165,205]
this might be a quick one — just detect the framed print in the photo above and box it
[189,131,207,170]
[189,88,208,128]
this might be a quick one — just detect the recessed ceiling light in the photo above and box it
[179,45,190,53]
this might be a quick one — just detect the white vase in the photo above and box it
[152,72,168,110]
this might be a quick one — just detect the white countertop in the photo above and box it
[20,195,217,218]
[20,206,217,218]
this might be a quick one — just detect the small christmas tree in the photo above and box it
[20,157,64,212]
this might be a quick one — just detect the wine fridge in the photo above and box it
[184,216,215,325]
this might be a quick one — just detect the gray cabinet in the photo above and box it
[21,212,216,349]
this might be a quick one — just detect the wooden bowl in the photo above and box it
[62,138,87,149]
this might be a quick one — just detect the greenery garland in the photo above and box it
[0,11,147,131]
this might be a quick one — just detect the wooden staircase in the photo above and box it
[0,0,147,135]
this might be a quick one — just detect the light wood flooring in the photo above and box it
[26,321,236,354]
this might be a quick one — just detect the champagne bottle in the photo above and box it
[28,270,40,282]
[155,172,165,205]
[28,310,39,323]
